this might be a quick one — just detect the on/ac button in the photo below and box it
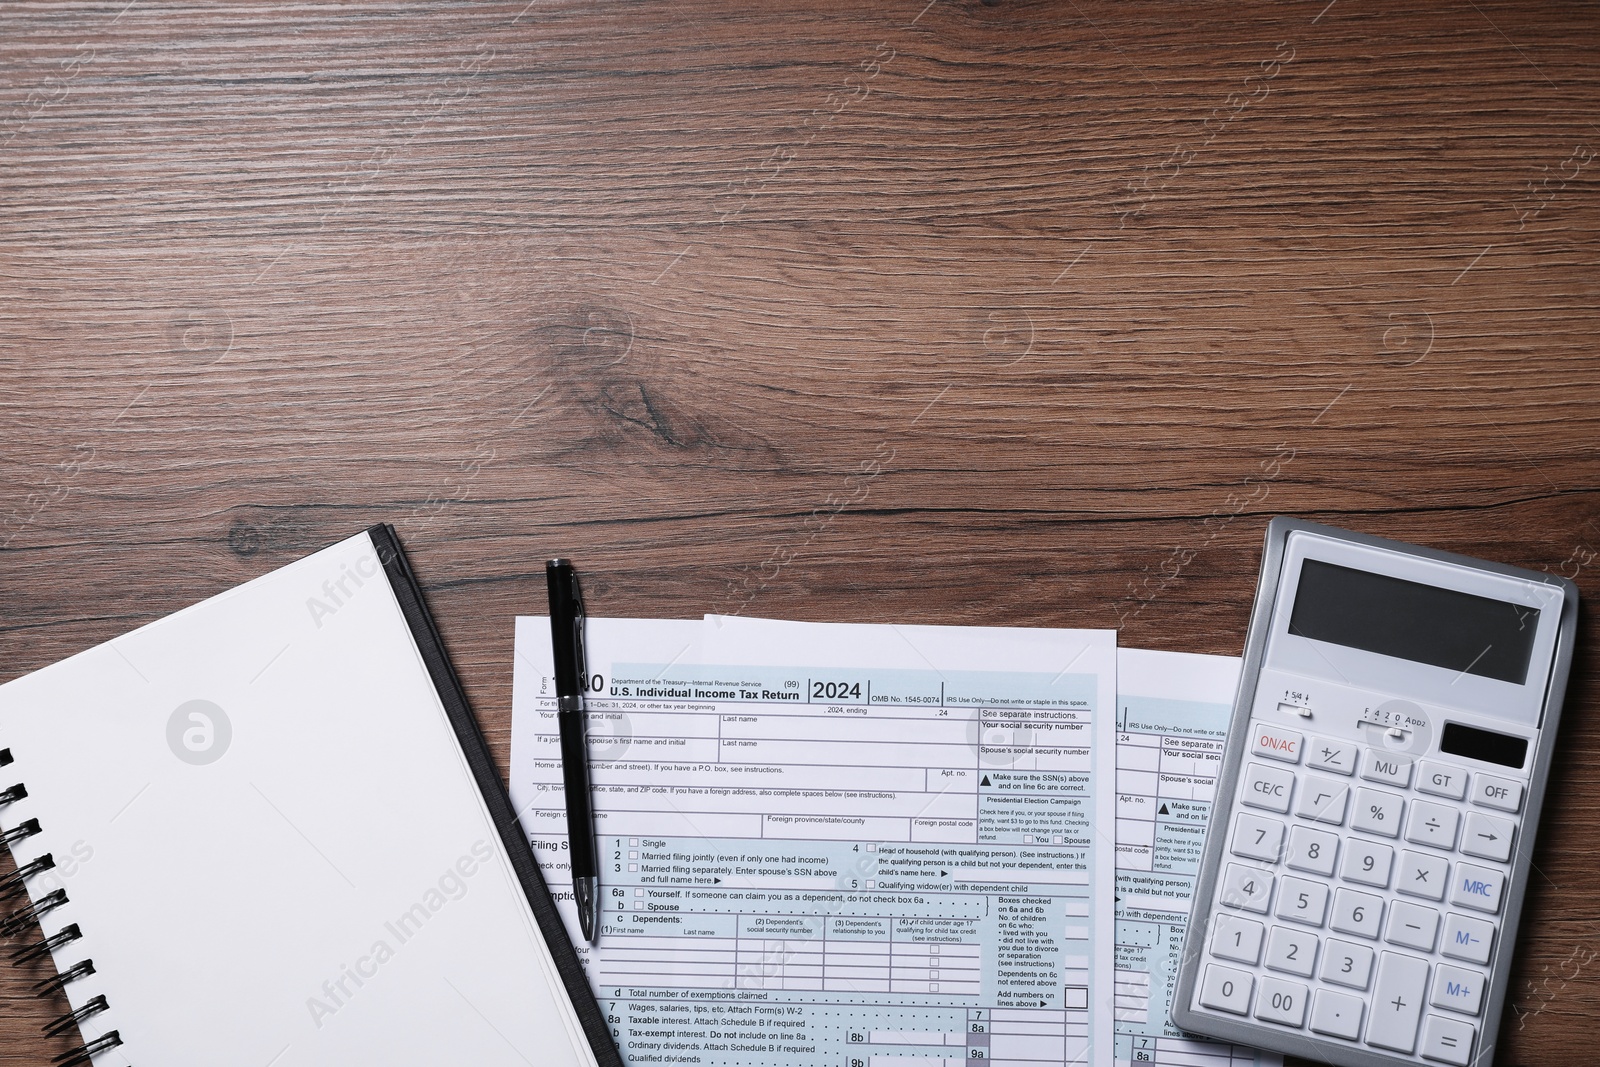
[1252,723,1303,764]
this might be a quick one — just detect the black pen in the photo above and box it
[546,558,598,943]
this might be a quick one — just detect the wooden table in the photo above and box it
[2,1,1596,1063]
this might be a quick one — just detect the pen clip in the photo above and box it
[570,571,587,689]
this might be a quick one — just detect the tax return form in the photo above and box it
[509,616,1119,1067]
[1113,649,1279,1067]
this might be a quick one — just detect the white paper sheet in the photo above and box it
[510,615,1119,1067]
[1113,648,1279,1067]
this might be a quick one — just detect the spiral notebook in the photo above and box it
[0,525,621,1067]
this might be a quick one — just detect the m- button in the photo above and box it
[1416,760,1468,801]
[1252,724,1303,764]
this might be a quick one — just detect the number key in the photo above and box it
[1330,887,1384,940]
[1275,876,1330,927]
[1231,812,1286,863]
[1265,925,1319,978]
[1285,825,1338,876]
[1254,976,1308,1027]
[1220,863,1274,913]
[1352,787,1405,838]
[1199,964,1254,1015]
[1340,837,1394,888]
[1320,937,1375,990]
[1211,913,1265,965]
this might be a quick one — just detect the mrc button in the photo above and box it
[1252,723,1303,764]
[1449,861,1505,914]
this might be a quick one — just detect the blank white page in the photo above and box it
[0,530,599,1066]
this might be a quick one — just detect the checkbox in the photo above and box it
[628,863,637,872]
[867,843,877,852]
[1024,834,1034,843]
[629,851,638,859]
[865,880,875,889]
[929,983,939,992]
[1053,836,1063,844]
[630,838,639,846]
[635,888,644,896]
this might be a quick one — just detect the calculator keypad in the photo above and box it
[1200,724,1525,1063]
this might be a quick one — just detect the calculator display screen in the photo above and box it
[1288,559,1537,685]
[1440,721,1529,768]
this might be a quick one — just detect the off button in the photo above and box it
[1470,774,1523,814]
[1252,723,1304,764]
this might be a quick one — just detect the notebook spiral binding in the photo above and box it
[1,752,126,1067]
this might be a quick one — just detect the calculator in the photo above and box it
[1172,518,1578,1067]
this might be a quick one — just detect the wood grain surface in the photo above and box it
[2,0,1598,1063]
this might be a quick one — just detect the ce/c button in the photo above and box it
[1242,762,1295,814]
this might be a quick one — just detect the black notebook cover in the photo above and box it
[370,523,622,1067]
